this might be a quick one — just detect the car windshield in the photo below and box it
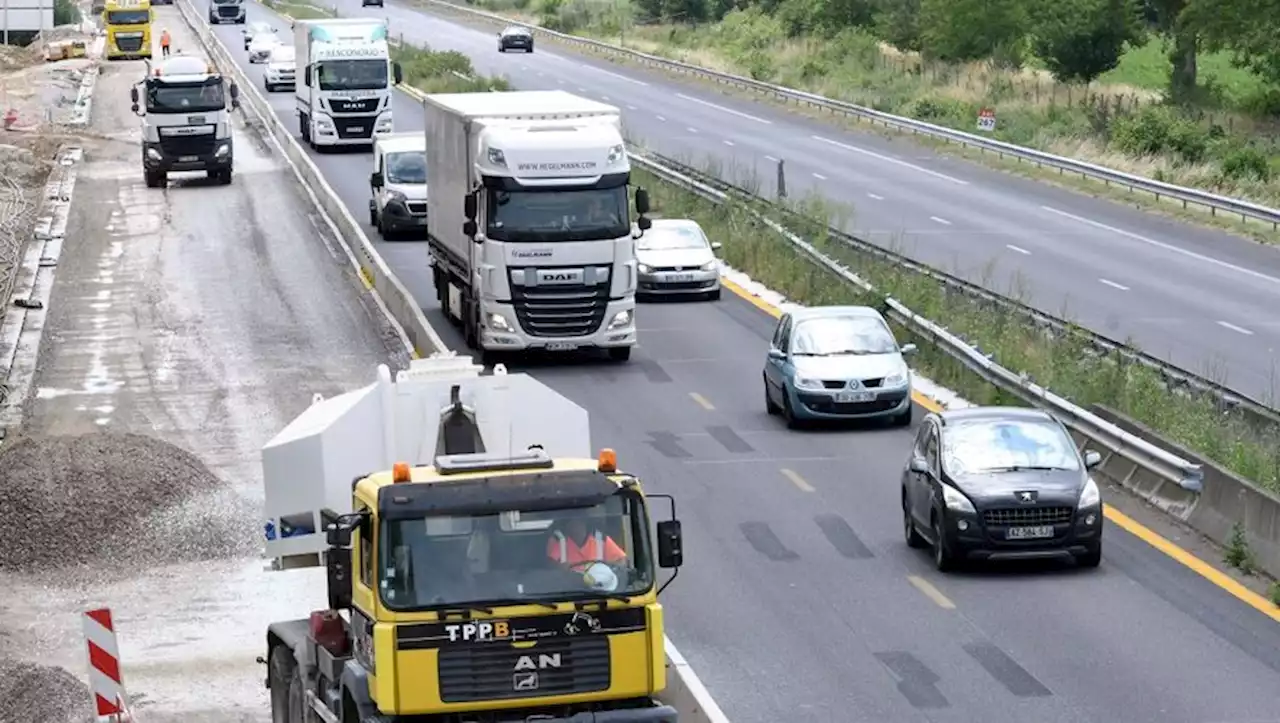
[378,493,653,611]
[943,419,1081,475]
[106,9,149,23]
[316,59,388,91]
[504,26,528,34]
[791,315,898,356]
[146,78,226,113]
[252,35,278,47]
[637,223,707,251]
[386,151,426,184]
[249,23,273,34]
[486,186,630,242]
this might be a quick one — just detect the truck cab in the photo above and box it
[103,0,153,60]
[369,133,428,239]
[294,19,403,150]
[131,55,240,188]
[208,0,246,23]
[261,356,683,722]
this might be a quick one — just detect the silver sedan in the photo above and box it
[636,219,722,300]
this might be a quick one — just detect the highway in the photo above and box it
[204,6,1280,722]
[336,0,1280,401]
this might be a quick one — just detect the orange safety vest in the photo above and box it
[160,31,171,47]
[547,530,626,565]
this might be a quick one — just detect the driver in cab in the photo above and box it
[547,516,626,567]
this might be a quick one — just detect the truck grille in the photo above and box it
[158,135,216,157]
[510,272,611,338]
[983,506,1074,527]
[216,5,239,16]
[438,637,610,703]
[115,36,144,52]
[334,118,374,140]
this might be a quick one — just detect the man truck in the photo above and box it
[259,354,684,722]
[423,90,649,364]
[130,55,240,188]
[103,0,153,60]
[294,18,402,151]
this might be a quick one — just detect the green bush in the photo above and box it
[54,0,82,25]
[1219,145,1272,182]
[392,44,512,93]
[1110,106,1210,164]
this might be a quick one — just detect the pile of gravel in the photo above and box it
[0,432,254,573]
[0,659,92,723]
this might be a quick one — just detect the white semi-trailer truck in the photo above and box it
[294,18,402,150]
[422,90,651,363]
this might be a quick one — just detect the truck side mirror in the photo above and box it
[637,216,652,231]
[130,87,138,104]
[326,546,353,610]
[634,187,650,215]
[303,64,311,87]
[462,220,477,238]
[370,171,383,188]
[656,520,682,568]
[463,193,477,221]
[326,521,353,547]
[392,62,403,85]
[131,103,140,115]
[230,83,240,100]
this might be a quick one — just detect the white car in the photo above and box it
[242,21,274,49]
[263,44,296,92]
[247,32,280,64]
[368,133,427,239]
[636,218,722,300]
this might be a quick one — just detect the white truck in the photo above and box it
[423,90,651,364]
[130,55,240,188]
[294,18,402,150]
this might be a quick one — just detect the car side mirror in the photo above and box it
[634,187,650,215]
[710,241,722,251]
[900,343,917,355]
[909,458,929,474]
[370,171,383,188]
[392,61,403,85]
[129,86,139,104]
[1083,450,1102,469]
[656,520,682,569]
[767,348,785,361]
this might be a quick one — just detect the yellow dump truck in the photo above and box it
[260,356,684,722]
[103,0,153,60]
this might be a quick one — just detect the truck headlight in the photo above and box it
[606,310,631,330]
[376,114,393,130]
[607,144,624,164]
[386,189,406,204]
[942,484,975,513]
[1078,478,1100,509]
[486,313,512,332]
[215,143,230,158]
[487,147,506,167]
[146,148,162,161]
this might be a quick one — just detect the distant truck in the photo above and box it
[207,0,245,23]
[130,55,240,188]
[294,18,402,150]
[424,90,650,364]
[103,0,153,60]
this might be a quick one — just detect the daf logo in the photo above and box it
[512,652,562,691]
[536,268,584,285]
[1015,490,1037,503]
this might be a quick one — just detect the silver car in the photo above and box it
[636,219,722,300]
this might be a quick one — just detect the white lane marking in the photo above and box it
[723,140,735,147]
[1006,244,1030,255]
[811,135,970,185]
[812,173,827,180]
[867,193,884,200]
[1218,320,1254,335]
[627,104,638,110]
[687,127,698,134]
[575,63,650,86]
[1099,278,1130,291]
[557,79,565,84]
[537,72,546,77]
[577,87,588,93]
[675,93,773,125]
[929,216,951,226]
[656,115,666,122]
[764,155,779,162]
[600,95,610,101]
[520,64,529,70]
[1040,205,1280,288]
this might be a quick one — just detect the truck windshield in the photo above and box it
[486,186,630,242]
[378,492,653,611]
[106,9,149,23]
[316,59,387,91]
[146,79,226,114]
[213,0,241,4]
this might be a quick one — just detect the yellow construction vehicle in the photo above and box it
[103,0,153,60]
[260,355,684,722]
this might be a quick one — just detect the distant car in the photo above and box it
[902,406,1104,571]
[248,33,280,64]
[242,21,275,51]
[635,219,721,300]
[361,0,383,6]
[497,25,533,53]
[263,44,296,92]
[763,305,915,428]
[369,133,428,238]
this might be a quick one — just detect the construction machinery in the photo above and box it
[260,354,684,722]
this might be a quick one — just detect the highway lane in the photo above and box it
[356,0,1280,400]
[206,9,1280,723]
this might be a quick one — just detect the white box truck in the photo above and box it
[294,18,402,150]
[423,90,652,363]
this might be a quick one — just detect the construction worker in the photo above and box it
[546,516,627,567]
[160,28,171,57]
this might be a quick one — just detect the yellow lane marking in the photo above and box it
[780,468,814,492]
[689,392,715,411]
[723,273,1280,619]
[908,575,956,609]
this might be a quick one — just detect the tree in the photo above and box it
[1032,0,1143,84]
[1144,0,1198,103]
[1184,0,1280,85]
[919,0,1029,63]
[874,0,923,52]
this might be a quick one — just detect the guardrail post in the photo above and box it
[776,158,786,200]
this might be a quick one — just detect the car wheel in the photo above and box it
[904,498,926,549]
[932,513,957,572]
[144,170,165,188]
[764,377,780,415]
[890,403,912,427]
[706,288,721,301]
[1076,544,1102,568]
[498,44,505,52]
[782,389,800,430]
[527,43,534,52]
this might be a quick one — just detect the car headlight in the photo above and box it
[793,377,823,391]
[606,309,632,330]
[1078,478,1101,509]
[486,312,512,332]
[637,263,651,274]
[700,261,718,271]
[883,372,907,387]
[941,484,975,513]
[386,189,406,204]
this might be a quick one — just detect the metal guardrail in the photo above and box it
[415,0,1280,229]
[627,149,1206,493]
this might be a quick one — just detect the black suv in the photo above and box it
[498,25,533,53]
[902,406,1103,571]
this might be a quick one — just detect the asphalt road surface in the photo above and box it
[206,6,1280,723]
[6,21,405,719]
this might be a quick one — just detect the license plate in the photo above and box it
[178,155,198,162]
[664,273,695,282]
[545,342,578,351]
[349,127,364,134]
[835,391,873,403]
[1006,525,1055,540]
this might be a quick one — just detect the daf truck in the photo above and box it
[130,55,240,188]
[207,0,246,23]
[259,354,683,722]
[294,18,402,150]
[424,90,651,364]
[103,0,153,60]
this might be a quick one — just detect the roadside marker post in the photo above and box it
[83,607,132,721]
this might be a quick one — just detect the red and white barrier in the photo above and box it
[83,608,130,720]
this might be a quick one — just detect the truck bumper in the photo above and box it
[144,141,233,173]
[516,705,679,722]
[480,299,636,352]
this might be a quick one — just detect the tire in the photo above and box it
[608,346,632,362]
[781,390,800,430]
[1076,544,1102,568]
[932,513,957,572]
[144,170,165,188]
[369,204,378,228]
[217,168,233,185]
[706,288,721,301]
[268,646,296,723]
[527,43,534,52]
[498,44,505,52]
[903,497,926,549]
[287,664,317,723]
[890,404,912,427]
[764,377,780,415]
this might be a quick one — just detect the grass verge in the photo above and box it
[630,161,1280,495]
[262,0,334,19]
[392,41,513,93]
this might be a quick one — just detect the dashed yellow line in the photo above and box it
[689,392,715,411]
[780,468,814,492]
[907,575,956,609]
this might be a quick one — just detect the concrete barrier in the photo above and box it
[169,1,730,719]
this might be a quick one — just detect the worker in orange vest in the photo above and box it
[546,516,627,567]
[160,29,171,57]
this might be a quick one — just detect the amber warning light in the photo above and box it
[392,461,411,483]
[597,448,617,473]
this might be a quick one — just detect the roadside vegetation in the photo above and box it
[262,0,336,19]
[455,0,1280,207]
[629,160,1280,494]
[392,42,513,92]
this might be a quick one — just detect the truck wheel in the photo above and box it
[268,646,296,723]
[287,664,318,723]
[608,346,632,362]
[144,170,165,188]
[211,169,232,185]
